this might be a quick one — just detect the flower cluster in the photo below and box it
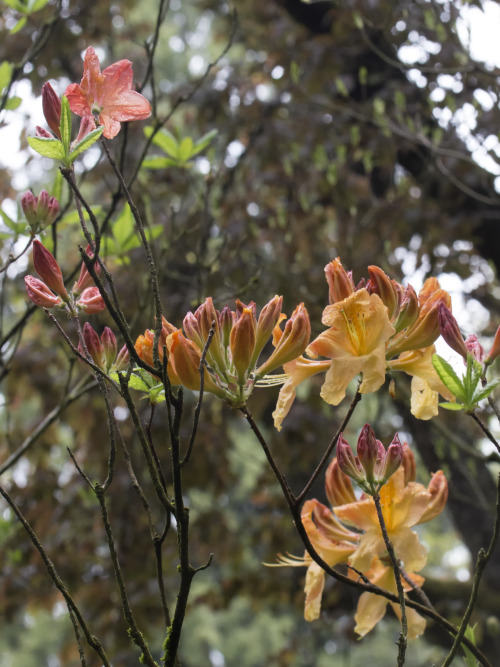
[21,189,59,232]
[135,296,311,406]
[273,426,448,638]
[273,258,453,430]
[24,240,106,314]
[79,322,129,372]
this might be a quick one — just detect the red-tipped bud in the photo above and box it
[325,458,357,507]
[101,327,117,370]
[367,266,400,319]
[32,240,68,299]
[256,303,311,376]
[74,115,96,144]
[393,285,419,332]
[357,424,384,482]
[438,304,468,360]
[219,306,234,348]
[169,330,203,391]
[115,344,130,371]
[230,307,256,381]
[25,275,63,308]
[465,334,484,364]
[325,257,355,304]
[76,287,106,313]
[376,433,403,483]
[21,191,37,225]
[41,82,61,139]
[251,295,283,366]
[72,245,101,296]
[35,126,53,138]
[485,326,500,365]
[183,311,204,348]
[82,322,103,366]
[336,434,365,484]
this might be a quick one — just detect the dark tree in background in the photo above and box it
[1,0,500,664]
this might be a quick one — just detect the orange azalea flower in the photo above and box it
[307,289,396,406]
[271,444,448,638]
[65,46,151,139]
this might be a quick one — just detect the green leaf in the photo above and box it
[432,354,466,401]
[149,385,165,404]
[9,16,27,33]
[4,95,21,110]
[190,129,218,157]
[28,0,50,11]
[2,0,25,12]
[112,204,135,247]
[144,126,179,158]
[0,206,25,235]
[142,156,178,169]
[178,136,194,163]
[0,62,13,92]
[462,624,479,667]
[439,402,465,411]
[68,126,104,162]
[471,378,500,405]
[27,136,66,160]
[59,95,72,155]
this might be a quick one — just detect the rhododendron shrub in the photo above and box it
[1,12,500,667]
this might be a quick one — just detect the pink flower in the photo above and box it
[25,275,63,308]
[65,46,151,139]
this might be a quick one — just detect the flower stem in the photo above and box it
[373,491,407,666]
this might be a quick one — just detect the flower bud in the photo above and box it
[35,126,53,138]
[465,335,484,363]
[256,303,310,377]
[183,311,204,348]
[325,458,356,507]
[41,82,61,139]
[135,330,157,368]
[485,326,500,366]
[74,115,96,144]
[325,257,355,304]
[438,304,468,360]
[219,306,234,348]
[115,344,130,371]
[392,285,419,333]
[251,295,283,366]
[25,275,63,308]
[101,327,117,371]
[82,322,103,366]
[336,434,365,484]
[376,433,403,483]
[367,266,401,319]
[168,330,203,391]
[21,191,37,226]
[76,286,106,313]
[401,443,416,484]
[357,424,385,483]
[230,307,256,381]
[32,240,68,299]
[72,245,101,296]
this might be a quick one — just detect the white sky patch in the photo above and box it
[457,1,500,68]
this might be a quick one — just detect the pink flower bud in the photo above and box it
[35,126,54,138]
[72,245,101,296]
[376,433,403,483]
[438,304,468,360]
[325,257,355,304]
[82,322,103,366]
[115,344,130,371]
[336,434,365,484]
[251,295,283,365]
[256,303,311,376]
[74,115,96,144]
[101,327,117,370]
[46,196,60,225]
[77,287,106,313]
[465,334,484,363]
[21,191,37,225]
[36,190,50,221]
[219,305,234,348]
[41,82,61,139]
[25,275,63,308]
[367,265,401,319]
[357,424,384,483]
[32,240,68,299]
[393,285,419,332]
[325,457,356,507]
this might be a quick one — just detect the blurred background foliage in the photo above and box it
[1,0,500,664]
